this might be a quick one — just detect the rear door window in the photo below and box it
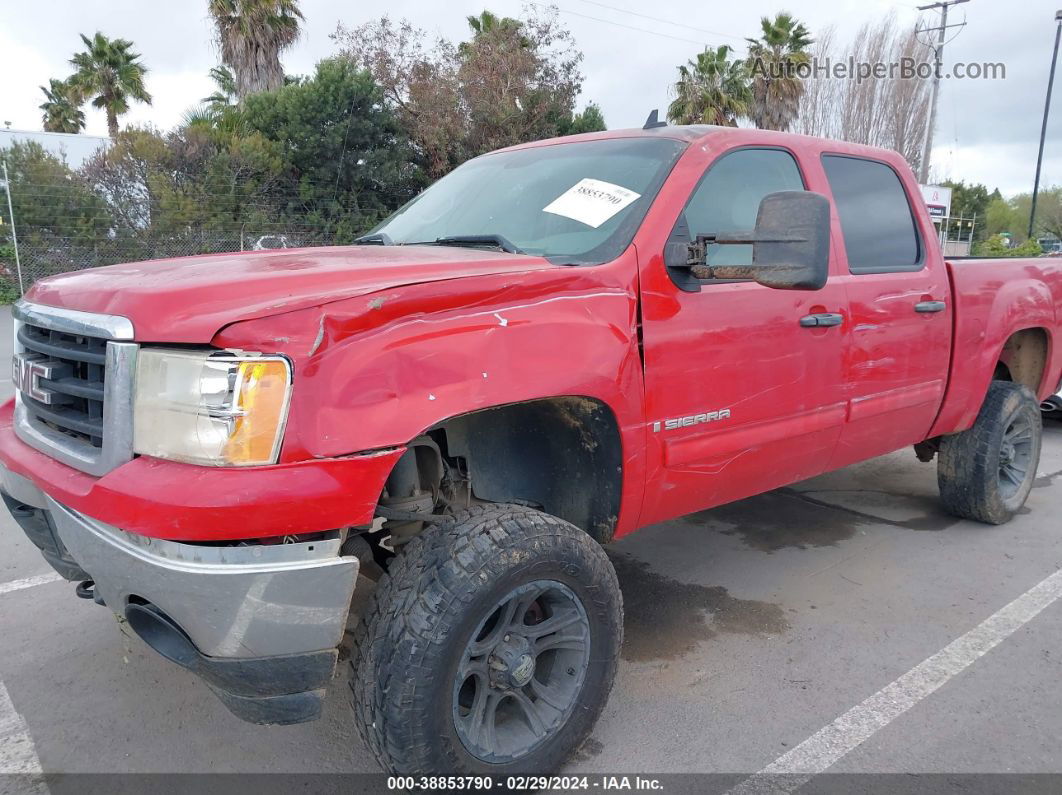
[822,155,922,274]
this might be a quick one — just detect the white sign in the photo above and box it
[543,178,641,228]
[920,184,952,220]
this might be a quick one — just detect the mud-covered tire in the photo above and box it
[349,503,622,776]
[938,380,1042,524]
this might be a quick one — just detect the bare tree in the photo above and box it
[334,17,465,178]
[333,6,585,178]
[793,26,838,139]
[795,15,933,175]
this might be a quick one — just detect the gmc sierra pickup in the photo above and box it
[3,123,1060,777]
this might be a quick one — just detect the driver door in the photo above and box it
[638,146,850,525]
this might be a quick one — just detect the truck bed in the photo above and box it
[931,257,1062,437]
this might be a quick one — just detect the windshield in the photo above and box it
[368,137,687,264]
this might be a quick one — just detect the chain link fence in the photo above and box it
[0,148,407,300]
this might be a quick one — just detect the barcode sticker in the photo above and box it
[543,178,641,228]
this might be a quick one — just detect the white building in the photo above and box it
[0,128,110,168]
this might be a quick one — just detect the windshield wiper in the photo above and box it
[427,234,524,255]
[353,232,394,246]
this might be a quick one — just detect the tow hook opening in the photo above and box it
[124,601,200,671]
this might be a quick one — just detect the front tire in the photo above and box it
[938,380,1042,524]
[350,504,622,776]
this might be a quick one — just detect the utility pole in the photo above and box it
[917,0,971,185]
[0,159,23,296]
[1030,10,1062,241]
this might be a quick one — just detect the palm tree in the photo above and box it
[460,10,529,55]
[202,65,238,111]
[208,0,303,101]
[466,10,522,36]
[745,12,813,131]
[39,78,85,133]
[667,45,752,127]
[69,32,151,138]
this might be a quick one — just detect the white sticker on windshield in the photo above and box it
[542,178,641,228]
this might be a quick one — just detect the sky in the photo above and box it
[0,0,1058,197]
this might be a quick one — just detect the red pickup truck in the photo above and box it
[3,124,1060,777]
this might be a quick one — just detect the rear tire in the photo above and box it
[938,380,1042,524]
[349,503,622,776]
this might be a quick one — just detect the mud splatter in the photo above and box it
[572,737,604,761]
[608,552,789,662]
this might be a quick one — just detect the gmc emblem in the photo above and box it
[12,353,58,403]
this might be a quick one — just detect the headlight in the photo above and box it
[133,349,292,466]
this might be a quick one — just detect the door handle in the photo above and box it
[915,300,947,314]
[799,313,844,328]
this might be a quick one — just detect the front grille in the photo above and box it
[12,300,137,477]
[18,323,108,448]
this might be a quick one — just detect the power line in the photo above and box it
[532,3,711,48]
[570,0,745,41]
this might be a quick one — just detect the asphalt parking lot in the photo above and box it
[2,304,1062,792]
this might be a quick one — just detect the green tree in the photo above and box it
[1028,186,1062,242]
[209,0,303,101]
[0,242,18,302]
[940,181,996,243]
[984,195,1020,240]
[562,102,606,135]
[183,66,246,134]
[746,12,812,131]
[70,32,152,138]
[80,126,172,233]
[668,45,752,126]
[466,10,521,35]
[39,78,86,133]
[0,141,114,278]
[203,65,239,111]
[242,58,425,240]
[974,233,1043,257]
[460,10,529,54]
[337,6,585,178]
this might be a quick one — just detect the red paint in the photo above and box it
[0,400,403,540]
[26,246,556,343]
[8,127,1062,542]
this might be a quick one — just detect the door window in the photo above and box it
[680,148,806,267]
[821,154,922,274]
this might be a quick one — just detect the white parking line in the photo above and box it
[0,573,53,791]
[728,567,1062,795]
[0,572,62,597]
[0,678,47,792]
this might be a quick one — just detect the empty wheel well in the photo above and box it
[997,328,1049,393]
[424,397,624,543]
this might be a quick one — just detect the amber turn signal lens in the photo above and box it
[223,359,292,465]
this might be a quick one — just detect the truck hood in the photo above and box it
[25,245,556,342]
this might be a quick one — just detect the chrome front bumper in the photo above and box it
[46,498,358,658]
[1,464,359,723]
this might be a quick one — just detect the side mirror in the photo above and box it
[665,191,831,291]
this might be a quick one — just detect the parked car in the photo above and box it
[252,234,293,250]
[4,123,1062,778]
